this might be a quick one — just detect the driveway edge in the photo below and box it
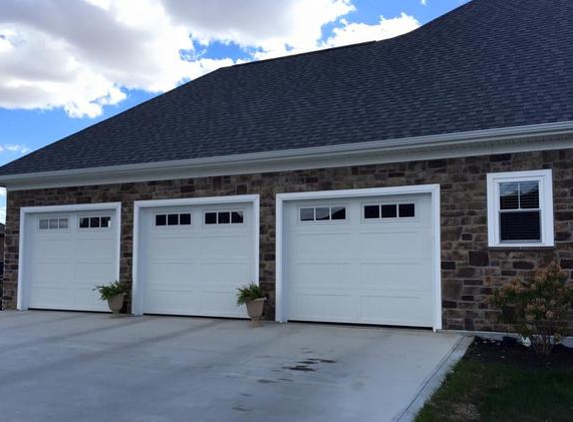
[394,335,474,422]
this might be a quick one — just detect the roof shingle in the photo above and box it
[1,0,572,176]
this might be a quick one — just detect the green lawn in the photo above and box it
[416,358,573,422]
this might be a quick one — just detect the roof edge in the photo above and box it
[2,120,573,190]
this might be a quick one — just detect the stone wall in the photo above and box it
[3,148,573,331]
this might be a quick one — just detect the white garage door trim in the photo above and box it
[276,184,442,331]
[17,202,122,311]
[132,194,260,316]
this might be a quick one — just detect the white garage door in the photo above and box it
[139,201,255,317]
[25,209,119,312]
[284,193,435,327]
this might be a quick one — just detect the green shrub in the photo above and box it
[491,263,573,354]
[236,283,265,305]
[93,280,127,301]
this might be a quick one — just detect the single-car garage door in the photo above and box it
[137,199,257,318]
[22,206,120,312]
[283,192,436,327]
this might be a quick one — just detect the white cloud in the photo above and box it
[0,0,419,118]
[421,0,427,5]
[323,13,420,48]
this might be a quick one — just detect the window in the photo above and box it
[299,206,346,222]
[39,218,68,230]
[79,216,112,229]
[363,203,415,220]
[155,213,191,227]
[487,170,554,247]
[205,211,244,225]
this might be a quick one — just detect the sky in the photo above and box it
[0,0,469,222]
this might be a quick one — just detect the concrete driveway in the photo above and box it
[0,311,462,422]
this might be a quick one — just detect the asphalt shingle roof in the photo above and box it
[1,0,573,176]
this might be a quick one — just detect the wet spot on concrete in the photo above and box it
[258,379,278,384]
[285,365,317,372]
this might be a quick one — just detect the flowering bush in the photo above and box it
[491,263,573,354]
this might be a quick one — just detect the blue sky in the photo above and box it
[0,0,468,222]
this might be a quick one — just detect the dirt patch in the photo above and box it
[466,337,573,369]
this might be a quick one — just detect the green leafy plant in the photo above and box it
[236,282,265,305]
[490,263,573,354]
[93,280,127,301]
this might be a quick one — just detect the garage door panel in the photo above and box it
[29,288,74,310]
[75,262,116,283]
[360,295,433,326]
[76,238,116,260]
[291,233,353,258]
[147,236,200,259]
[359,262,432,290]
[289,262,353,288]
[144,291,202,315]
[199,262,251,284]
[290,293,355,321]
[32,239,74,258]
[359,231,432,258]
[147,262,198,285]
[30,262,74,284]
[201,291,246,316]
[200,234,251,257]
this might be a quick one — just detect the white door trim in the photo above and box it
[17,202,122,311]
[132,194,260,316]
[275,184,442,331]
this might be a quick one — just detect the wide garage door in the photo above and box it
[138,200,256,317]
[283,193,435,327]
[23,207,119,312]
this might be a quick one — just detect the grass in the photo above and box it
[416,359,573,422]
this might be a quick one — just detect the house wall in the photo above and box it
[3,148,573,331]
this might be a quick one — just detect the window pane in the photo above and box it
[500,211,541,241]
[364,205,380,219]
[58,218,68,229]
[101,216,111,228]
[90,217,100,228]
[49,219,59,229]
[167,214,178,226]
[39,219,49,229]
[218,212,230,224]
[315,207,330,221]
[399,204,415,218]
[155,215,167,226]
[205,212,217,225]
[79,217,90,228]
[381,204,398,218]
[500,182,519,210]
[300,208,314,221]
[519,181,540,209]
[179,213,191,225]
[331,207,346,220]
[231,211,244,224]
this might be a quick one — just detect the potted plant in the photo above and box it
[236,282,266,327]
[94,281,127,317]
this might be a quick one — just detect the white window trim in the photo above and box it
[487,169,554,248]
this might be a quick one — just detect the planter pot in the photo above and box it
[107,293,125,317]
[245,298,266,327]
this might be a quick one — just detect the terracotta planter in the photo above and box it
[107,293,125,317]
[245,298,266,327]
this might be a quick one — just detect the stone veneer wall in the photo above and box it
[3,148,573,331]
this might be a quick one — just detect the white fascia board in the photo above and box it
[2,121,573,191]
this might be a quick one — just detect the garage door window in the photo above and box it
[79,216,112,229]
[363,203,415,220]
[299,206,346,222]
[204,211,244,225]
[155,213,192,227]
[39,218,69,230]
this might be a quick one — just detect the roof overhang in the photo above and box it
[1,121,573,191]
